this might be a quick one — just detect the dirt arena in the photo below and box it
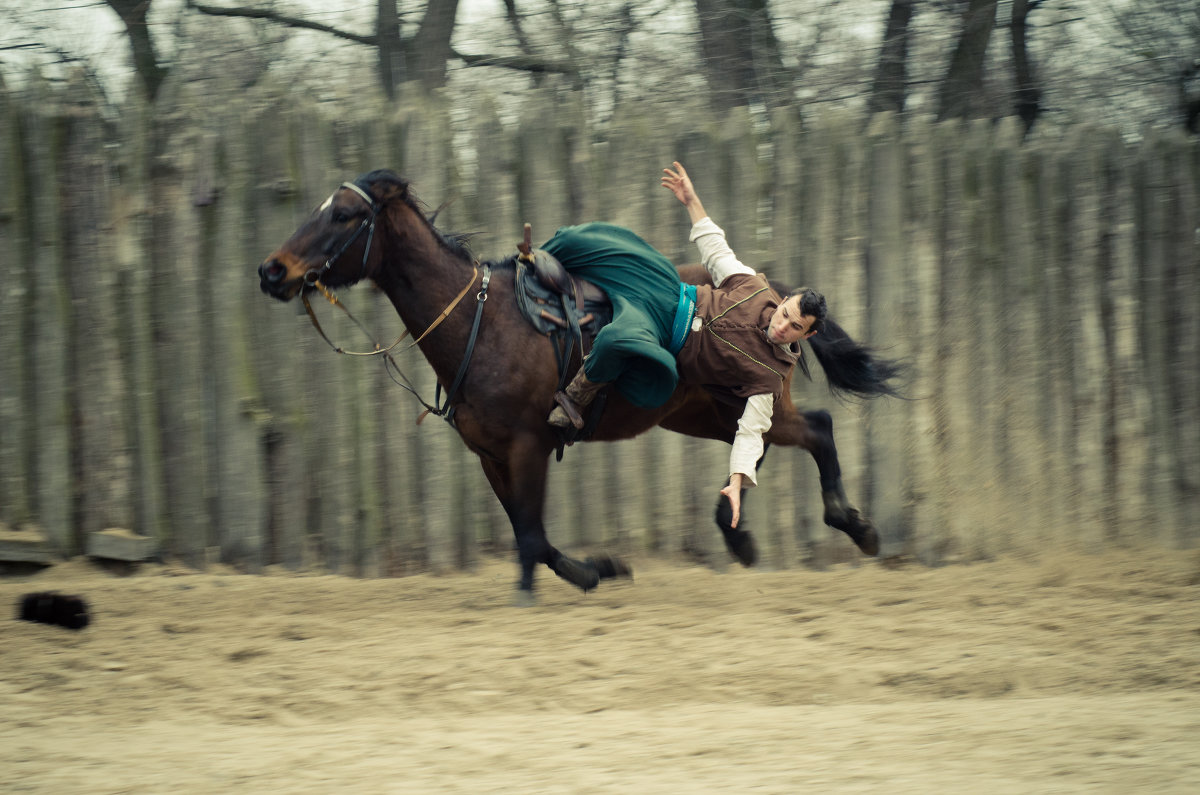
[2,546,1198,793]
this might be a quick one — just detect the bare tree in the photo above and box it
[936,0,998,121]
[105,0,168,101]
[867,0,918,116]
[694,0,792,111]
[1101,0,1200,132]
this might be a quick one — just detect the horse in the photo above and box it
[258,170,903,600]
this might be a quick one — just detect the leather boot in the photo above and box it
[548,370,608,429]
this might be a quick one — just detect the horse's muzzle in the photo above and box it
[258,259,293,299]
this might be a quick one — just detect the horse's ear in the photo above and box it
[360,172,407,205]
[369,181,402,203]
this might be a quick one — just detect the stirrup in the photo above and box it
[552,391,585,429]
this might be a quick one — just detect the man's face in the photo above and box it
[767,295,817,345]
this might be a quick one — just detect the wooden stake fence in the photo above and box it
[0,77,1195,571]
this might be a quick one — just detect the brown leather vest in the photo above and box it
[675,273,798,402]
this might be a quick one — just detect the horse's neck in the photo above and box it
[376,232,479,371]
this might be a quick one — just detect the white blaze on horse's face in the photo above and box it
[319,194,334,213]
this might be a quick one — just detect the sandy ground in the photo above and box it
[2,547,1199,794]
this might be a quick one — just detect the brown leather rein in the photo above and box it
[299,264,480,357]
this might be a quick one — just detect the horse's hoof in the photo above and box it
[721,529,758,567]
[844,510,880,556]
[552,555,600,592]
[587,555,633,581]
[511,589,538,608]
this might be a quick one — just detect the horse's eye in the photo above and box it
[332,211,350,224]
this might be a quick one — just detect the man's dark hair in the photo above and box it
[790,286,827,334]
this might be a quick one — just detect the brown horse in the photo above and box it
[259,170,902,599]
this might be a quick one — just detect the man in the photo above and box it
[544,162,826,528]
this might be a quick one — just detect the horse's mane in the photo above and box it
[353,169,476,260]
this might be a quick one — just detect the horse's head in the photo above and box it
[258,170,410,301]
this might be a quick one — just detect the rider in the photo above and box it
[542,162,827,530]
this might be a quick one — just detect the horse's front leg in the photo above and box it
[479,441,630,604]
[765,407,880,557]
[479,451,554,600]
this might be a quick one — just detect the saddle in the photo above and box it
[511,224,612,378]
[515,250,611,337]
[509,224,613,454]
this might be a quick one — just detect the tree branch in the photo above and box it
[501,0,534,55]
[452,50,578,75]
[186,0,378,46]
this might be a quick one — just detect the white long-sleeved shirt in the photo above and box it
[689,217,781,488]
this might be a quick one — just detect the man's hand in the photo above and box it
[661,161,708,223]
[720,473,744,529]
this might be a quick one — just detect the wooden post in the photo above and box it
[26,78,73,554]
[1061,125,1110,548]
[1178,134,1200,547]
[0,79,32,528]
[932,116,980,557]
[1141,129,1200,545]
[830,112,871,563]
[1093,130,1150,540]
[60,76,135,546]
[864,111,909,557]
[112,93,170,552]
[150,102,215,566]
[203,114,269,571]
[905,114,951,564]
[1009,132,1057,550]
[242,95,313,570]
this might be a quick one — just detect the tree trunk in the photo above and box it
[936,0,998,121]
[1010,0,1041,134]
[105,0,166,101]
[694,0,790,112]
[409,0,461,92]
[867,0,918,117]
[1179,59,1200,133]
[377,0,404,99]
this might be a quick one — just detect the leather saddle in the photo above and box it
[511,224,612,354]
[508,225,614,453]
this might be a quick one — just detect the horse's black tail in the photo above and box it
[807,317,906,401]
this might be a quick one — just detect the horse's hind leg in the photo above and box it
[767,408,880,556]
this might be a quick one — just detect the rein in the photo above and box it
[301,266,490,427]
[300,263,480,356]
[299,181,492,427]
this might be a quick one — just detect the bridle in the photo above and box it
[298,181,491,427]
[304,181,380,289]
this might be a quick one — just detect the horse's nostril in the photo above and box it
[260,260,286,283]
